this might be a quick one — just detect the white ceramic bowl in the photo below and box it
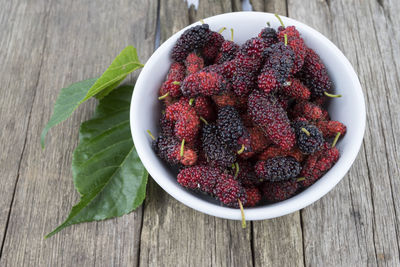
[130,12,366,220]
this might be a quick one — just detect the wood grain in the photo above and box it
[289,0,400,266]
[139,1,254,267]
[250,0,287,15]
[0,0,157,266]
[0,0,52,252]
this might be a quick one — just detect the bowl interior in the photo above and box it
[130,12,365,220]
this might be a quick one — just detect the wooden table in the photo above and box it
[1,0,399,266]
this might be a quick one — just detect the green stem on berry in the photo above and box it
[237,144,245,154]
[275,14,285,28]
[158,92,169,100]
[301,127,311,136]
[231,163,235,169]
[189,98,194,106]
[324,91,342,98]
[161,110,165,115]
[180,139,185,157]
[332,132,341,148]
[200,19,205,24]
[296,177,306,182]
[199,116,209,125]
[172,81,181,85]
[267,21,271,27]
[218,27,226,34]
[146,130,155,140]
[234,162,240,178]
[238,199,246,229]
[230,28,234,41]
[284,33,288,46]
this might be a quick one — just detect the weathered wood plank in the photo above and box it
[139,2,254,267]
[0,0,51,254]
[289,0,400,265]
[250,0,287,15]
[0,1,157,266]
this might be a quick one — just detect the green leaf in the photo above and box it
[45,85,148,238]
[41,46,143,148]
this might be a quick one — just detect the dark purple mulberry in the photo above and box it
[255,156,301,182]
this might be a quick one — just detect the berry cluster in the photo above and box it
[152,18,346,209]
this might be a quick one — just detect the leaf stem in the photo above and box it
[180,139,185,157]
[301,128,311,136]
[324,91,342,98]
[275,14,285,28]
[199,116,209,125]
[237,144,245,154]
[158,92,169,100]
[234,162,239,178]
[238,199,246,229]
[332,132,341,148]
[146,130,155,140]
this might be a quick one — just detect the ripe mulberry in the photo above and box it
[185,53,204,75]
[281,78,310,100]
[171,24,211,62]
[216,40,239,64]
[291,101,323,121]
[315,120,347,138]
[293,120,324,154]
[202,123,236,168]
[299,142,340,187]
[255,156,301,182]
[166,62,186,81]
[214,176,247,207]
[262,180,299,202]
[177,165,220,193]
[248,91,295,151]
[153,135,197,166]
[217,106,244,145]
[258,145,304,162]
[244,187,262,207]
[297,47,332,97]
[258,27,278,46]
[181,71,227,97]
[202,31,225,62]
[191,96,216,121]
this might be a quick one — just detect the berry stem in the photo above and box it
[324,91,342,98]
[332,132,341,148]
[200,19,205,24]
[301,127,311,136]
[158,92,169,100]
[218,27,227,34]
[230,28,234,41]
[275,14,285,28]
[172,81,181,85]
[189,98,195,106]
[267,21,271,27]
[146,130,155,140]
[199,116,209,125]
[237,144,245,154]
[284,34,288,46]
[296,177,306,182]
[234,162,240,178]
[238,199,246,229]
[180,139,185,157]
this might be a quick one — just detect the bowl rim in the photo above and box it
[130,11,366,220]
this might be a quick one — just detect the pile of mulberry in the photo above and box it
[152,19,346,208]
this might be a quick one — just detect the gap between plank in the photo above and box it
[0,2,52,259]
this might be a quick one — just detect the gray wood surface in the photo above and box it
[0,0,157,266]
[0,0,399,266]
